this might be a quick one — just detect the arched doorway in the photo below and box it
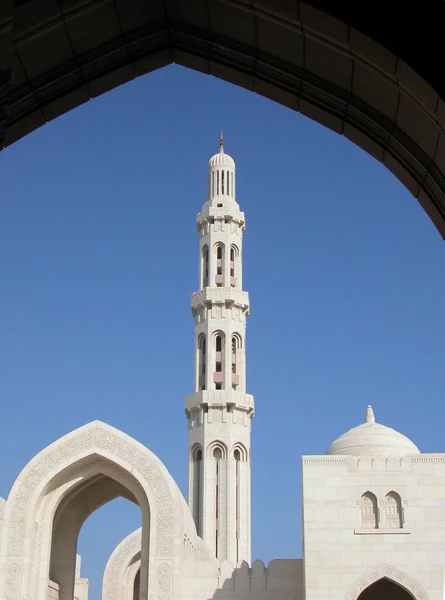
[0,420,190,600]
[358,578,415,600]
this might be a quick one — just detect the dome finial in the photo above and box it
[220,127,224,153]
[365,405,375,424]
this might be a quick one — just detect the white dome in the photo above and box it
[326,406,420,457]
[209,137,235,168]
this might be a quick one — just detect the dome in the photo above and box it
[326,406,420,456]
[209,136,235,168]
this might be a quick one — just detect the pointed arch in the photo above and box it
[360,491,378,529]
[385,491,403,528]
[345,566,428,600]
[232,443,248,462]
[0,421,183,600]
[207,440,227,459]
[102,528,141,600]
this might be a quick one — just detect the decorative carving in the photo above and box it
[385,492,403,529]
[102,528,142,600]
[345,565,428,600]
[360,492,378,529]
[5,563,21,600]
[2,423,178,600]
[303,458,347,464]
[156,563,172,600]
[7,424,174,558]
[411,456,445,463]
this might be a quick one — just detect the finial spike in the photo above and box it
[365,405,375,424]
[220,127,224,153]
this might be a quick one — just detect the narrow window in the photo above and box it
[217,170,219,195]
[199,336,206,391]
[221,170,225,195]
[230,247,235,277]
[213,446,222,558]
[212,172,215,197]
[202,246,209,287]
[385,492,403,528]
[193,448,202,535]
[231,172,234,197]
[227,170,230,196]
[216,246,223,276]
[216,335,222,352]
[235,447,240,563]
[232,337,237,374]
[361,492,378,529]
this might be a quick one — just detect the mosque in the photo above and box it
[0,140,442,600]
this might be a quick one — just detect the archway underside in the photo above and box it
[2,1,445,236]
[358,578,414,600]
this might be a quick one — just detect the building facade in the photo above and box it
[0,143,442,600]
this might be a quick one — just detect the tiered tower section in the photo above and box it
[185,137,254,566]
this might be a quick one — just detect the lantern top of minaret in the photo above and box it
[208,130,235,168]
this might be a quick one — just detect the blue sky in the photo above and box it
[0,65,444,598]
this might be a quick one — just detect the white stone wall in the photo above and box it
[302,454,445,600]
[180,558,304,600]
[0,497,6,549]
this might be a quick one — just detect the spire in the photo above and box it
[365,405,375,424]
[219,127,224,153]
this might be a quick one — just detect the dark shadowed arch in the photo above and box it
[358,578,415,600]
[2,1,445,235]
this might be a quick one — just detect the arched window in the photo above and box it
[198,335,206,391]
[361,492,378,529]
[215,244,224,287]
[231,334,241,389]
[202,246,209,288]
[192,446,203,535]
[385,492,403,528]
[230,247,235,277]
[215,334,223,390]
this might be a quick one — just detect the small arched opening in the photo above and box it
[357,578,415,599]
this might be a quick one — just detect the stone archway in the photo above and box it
[2,2,445,235]
[346,566,429,600]
[0,421,183,600]
[358,578,415,599]
[102,528,142,600]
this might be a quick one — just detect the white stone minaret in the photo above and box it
[185,135,254,566]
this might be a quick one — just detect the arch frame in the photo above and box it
[102,527,142,600]
[207,440,228,459]
[346,565,429,600]
[2,2,445,236]
[0,420,183,600]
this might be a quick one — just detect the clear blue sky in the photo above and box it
[0,65,444,599]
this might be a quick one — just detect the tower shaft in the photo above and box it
[185,141,254,565]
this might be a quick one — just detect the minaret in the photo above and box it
[185,135,254,566]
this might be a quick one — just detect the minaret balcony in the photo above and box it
[191,288,250,311]
[185,390,255,413]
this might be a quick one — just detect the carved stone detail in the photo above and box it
[345,565,428,600]
[156,563,172,600]
[103,528,142,600]
[6,424,173,558]
[5,563,21,600]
